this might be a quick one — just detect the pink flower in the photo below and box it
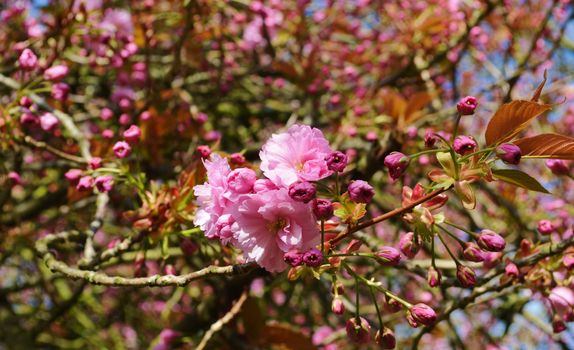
[94,175,114,193]
[39,113,59,131]
[100,108,114,121]
[89,157,103,170]
[51,83,70,101]
[549,286,574,316]
[538,220,555,235]
[113,141,132,158]
[65,169,83,184]
[76,176,94,192]
[123,125,141,143]
[44,65,69,81]
[231,188,320,272]
[457,96,478,115]
[260,124,333,187]
[345,317,371,344]
[226,168,257,195]
[193,154,234,241]
[8,171,22,186]
[19,48,38,70]
[409,303,437,326]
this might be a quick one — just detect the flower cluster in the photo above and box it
[194,125,338,272]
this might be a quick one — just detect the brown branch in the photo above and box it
[196,290,249,350]
[329,186,451,245]
[35,230,258,287]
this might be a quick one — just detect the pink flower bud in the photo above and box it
[7,171,22,186]
[427,266,441,287]
[409,303,437,326]
[180,238,198,256]
[384,152,409,180]
[348,179,375,203]
[477,229,506,252]
[94,175,113,193]
[284,250,304,267]
[538,220,555,235]
[230,153,246,165]
[227,168,257,194]
[19,96,33,107]
[89,157,103,170]
[504,262,519,279]
[51,83,70,101]
[312,198,334,220]
[196,145,211,158]
[288,181,317,203]
[302,248,323,267]
[119,113,131,125]
[325,151,348,172]
[546,159,570,176]
[424,129,437,148]
[375,327,396,349]
[65,169,83,185]
[102,129,114,139]
[496,143,521,165]
[463,242,485,262]
[331,296,345,315]
[20,112,38,125]
[399,232,421,259]
[453,135,477,155]
[113,141,132,158]
[376,246,401,266]
[39,112,59,132]
[345,317,371,344]
[19,48,38,70]
[100,108,114,121]
[164,264,176,275]
[456,265,476,288]
[456,96,478,115]
[553,315,566,333]
[123,125,141,143]
[76,176,94,192]
[43,65,69,81]
[563,254,574,270]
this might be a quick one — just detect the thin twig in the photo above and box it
[196,290,249,350]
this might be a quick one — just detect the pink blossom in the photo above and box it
[113,141,131,158]
[260,124,333,187]
[39,113,59,131]
[19,48,38,70]
[549,287,574,316]
[231,188,320,272]
[44,65,69,81]
[193,154,234,241]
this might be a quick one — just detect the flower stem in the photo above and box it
[451,113,462,143]
[444,220,477,239]
[369,286,384,330]
[321,220,325,254]
[436,224,466,247]
[408,149,446,159]
[437,231,461,265]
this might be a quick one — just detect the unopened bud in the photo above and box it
[456,265,476,288]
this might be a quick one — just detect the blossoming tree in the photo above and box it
[1,0,574,349]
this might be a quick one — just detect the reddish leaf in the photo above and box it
[258,323,318,350]
[514,133,574,160]
[484,100,552,145]
[531,70,547,102]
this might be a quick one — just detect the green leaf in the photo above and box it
[492,169,550,194]
[436,152,456,178]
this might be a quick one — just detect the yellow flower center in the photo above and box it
[268,218,287,233]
